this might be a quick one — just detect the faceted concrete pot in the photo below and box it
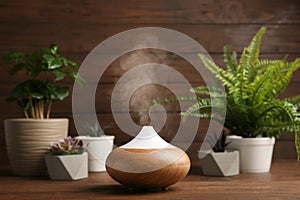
[4,118,68,176]
[77,135,115,172]
[45,152,88,180]
[200,151,239,177]
[226,136,275,173]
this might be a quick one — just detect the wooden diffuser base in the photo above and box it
[105,126,190,189]
[106,148,190,189]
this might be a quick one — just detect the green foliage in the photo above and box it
[212,131,229,152]
[154,27,300,159]
[83,122,113,137]
[3,44,83,119]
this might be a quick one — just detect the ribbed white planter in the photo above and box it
[4,118,68,176]
[226,136,275,173]
[77,135,114,172]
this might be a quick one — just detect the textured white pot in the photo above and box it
[45,152,88,180]
[199,151,239,177]
[77,135,114,172]
[4,118,68,176]
[226,136,275,173]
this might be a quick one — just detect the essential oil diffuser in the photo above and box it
[105,126,190,190]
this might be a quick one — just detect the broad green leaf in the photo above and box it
[31,92,43,99]
[53,70,65,81]
[50,44,58,55]
[50,86,69,100]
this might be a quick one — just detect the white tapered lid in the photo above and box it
[120,126,175,149]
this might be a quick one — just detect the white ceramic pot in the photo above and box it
[45,152,88,180]
[77,135,114,172]
[226,136,275,173]
[4,118,68,176]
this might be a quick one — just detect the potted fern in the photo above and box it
[45,137,88,180]
[76,122,114,172]
[154,27,300,173]
[3,44,82,176]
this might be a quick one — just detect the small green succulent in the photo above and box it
[49,137,86,155]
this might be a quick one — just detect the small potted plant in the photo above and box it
[44,136,88,180]
[3,44,83,176]
[200,131,239,177]
[154,27,300,173]
[76,122,115,172]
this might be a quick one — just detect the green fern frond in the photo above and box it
[239,27,266,72]
[254,123,295,138]
[284,94,300,109]
[181,112,212,122]
[248,58,300,105]
[152,96,199,105]
[295,131,300,160]
[180,98,212,120]
[223,45,238,75]
[190,86,226,97]
[198,53,236,88]
[250,100,299,138]
[234,27,266,103]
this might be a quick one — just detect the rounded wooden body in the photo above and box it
[4,118,68,176]
[106,147,190,189]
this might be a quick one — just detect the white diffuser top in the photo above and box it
[120,126,175,149]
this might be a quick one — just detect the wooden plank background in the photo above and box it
[0,0,299,165]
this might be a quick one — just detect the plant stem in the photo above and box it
[39,100,44,119]
[19,99,29,118]
[35,102,40,119]
[29,97,36,119]
[46,100,52,119]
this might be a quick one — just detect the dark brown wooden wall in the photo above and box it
[0,0,300,166]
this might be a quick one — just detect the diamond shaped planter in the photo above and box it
[200,151,239,177]
[45,152,88,180]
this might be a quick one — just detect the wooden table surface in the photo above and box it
[0,160,299,200]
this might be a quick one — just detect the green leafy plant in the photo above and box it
[3,44,83,119]
[83,122,113,137]
[209,131,229,152]
[154,27,300,159]
[49,136,86,155]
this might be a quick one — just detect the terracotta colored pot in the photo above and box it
[106,126,190,190]
[4,118,68,176]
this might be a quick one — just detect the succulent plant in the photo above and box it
[205,131,229,152]
[212,131,229,152]
[83,122,113,137]
[49,136,86,155]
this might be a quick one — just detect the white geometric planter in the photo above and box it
[44,152,88,180]
[77,136,114,172]
[226,136,275,173]
[199,151,239,177]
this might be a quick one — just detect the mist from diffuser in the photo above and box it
[72,27,227,182]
